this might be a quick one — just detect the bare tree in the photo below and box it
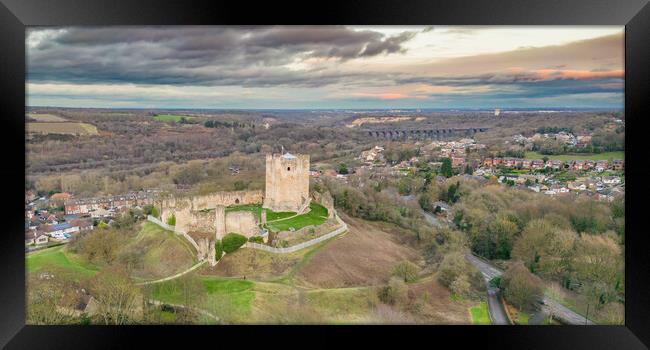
[89,265,143,325]
[26,266,80,325]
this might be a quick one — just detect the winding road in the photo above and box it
[465,253,595,325]
[466,254,510,325]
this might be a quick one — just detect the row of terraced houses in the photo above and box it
[64,189,161,215]
[482,157,624,171]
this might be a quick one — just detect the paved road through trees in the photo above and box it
[465,253,595,325]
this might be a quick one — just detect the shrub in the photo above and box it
[248,236,264,244]
[450,274,471,298]
[377,277,407,305]
[437,252,468,287]
[150,206,159,218]
[143,205,158,217]
[489,276,502,288]
[214,240,223,261]
[222,233,247,253]
[392,261,420,283]
[167,214,176,226]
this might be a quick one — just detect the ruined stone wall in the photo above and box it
[162,206,259,240]
[224,211,259,238]
[160,190,263,214]
[159,190,263,234]
[215,206,226,239]
[263,153,309,212]
[311,191,335,219]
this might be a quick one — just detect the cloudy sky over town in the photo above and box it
[26,26,624,109]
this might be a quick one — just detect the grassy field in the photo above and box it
[151,276,256,323]
[27,222,197,282]
[516,312,530,325]
[266,203,328,232]
[524,151,624,161]
[26,113,68,122]
[126,222,197,280]
[304,287,373,323]
[469,302,491,325]
[207,234,334,283]
[27,122,99,135]
[26,245,100,278]
[153,114,194,122]
[226,204,295,222]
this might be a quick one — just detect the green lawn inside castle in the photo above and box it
[226,202,328,233]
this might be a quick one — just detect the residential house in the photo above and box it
[45,222,79,238]
[64,189,159,215]
[25,231,35,245]
[568,182,587,191]
[503,157,518,168]
[531,159,545,169]
[69,219,94,232]
[50,192,73,206]
[595,160,609,172]
[549,160,562,170]
[25,231,49,246]
[602,176,621,185]
[35,234,48,245]
[451,156,465,168]
[573,160,587,171]
[482,158,494,167]
[612,159,624,170]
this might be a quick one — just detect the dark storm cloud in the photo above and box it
[27,26,417,86]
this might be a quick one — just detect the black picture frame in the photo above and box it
[1,0,648,348]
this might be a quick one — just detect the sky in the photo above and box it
[26,26,624,110]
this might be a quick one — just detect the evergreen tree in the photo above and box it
[441,158,453,178]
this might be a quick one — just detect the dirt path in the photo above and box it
[147,298,220,323]
[136,260,207,286]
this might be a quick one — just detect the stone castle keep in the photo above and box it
[158,153,310,265]
[263,153,310,212]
